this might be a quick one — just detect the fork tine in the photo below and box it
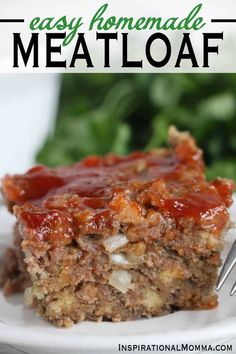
[230,280,236,296]
[216,240,236,291]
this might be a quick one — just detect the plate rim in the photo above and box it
[0,314,235,349]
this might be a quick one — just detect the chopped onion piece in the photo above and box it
[110,253,144,267]
[103,234,128,253]
[110,253,130,266]
[127,254,144,265]
[108,270,132,293]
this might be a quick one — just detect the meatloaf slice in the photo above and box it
[1,127,234,327]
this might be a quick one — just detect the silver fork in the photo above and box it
[216,240,236,295]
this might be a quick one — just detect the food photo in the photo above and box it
[0,73,235,354]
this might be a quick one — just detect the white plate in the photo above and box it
[0,198,235,354]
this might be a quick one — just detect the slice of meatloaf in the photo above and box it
[0,127,234,327]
